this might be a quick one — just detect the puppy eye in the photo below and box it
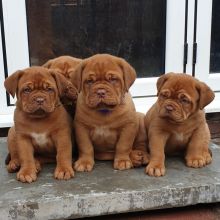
[180,98,190,104]
[109,78,118,83]
[160,93,168,99]
[87,79,95,85]
[45,87,54,92]
[23,87,32,94]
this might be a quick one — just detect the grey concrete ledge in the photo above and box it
[1,139,220,219]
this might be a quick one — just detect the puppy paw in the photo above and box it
[54,165,74,180]
[186,157,205,168]
[17,168,37,183]
[7,159,20,173]
[203,150,212,164]
[145,162,165,177]
[186,152,212,168]
[74,159,94,172]
[114,158,133,170]
[130,150,149,167]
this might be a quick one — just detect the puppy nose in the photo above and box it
[35,97,45,105]
[97,89,106,97]
[165,104,174,112]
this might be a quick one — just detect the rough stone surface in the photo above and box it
[0,138,220,220]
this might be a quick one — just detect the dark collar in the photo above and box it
[97,109,112,114]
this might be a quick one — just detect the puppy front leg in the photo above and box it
[74,122,94,172]
[52,129,74,180]
[7,127,20,172]
[114,123,137,170]
[16,135,37,183]
[145,133,168,177]
[185,123,212,168]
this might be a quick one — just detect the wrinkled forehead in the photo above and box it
[162,78,199,98]
[83,59,123,79]
[18,71,56,88]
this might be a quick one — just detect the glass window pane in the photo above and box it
[26,0,166,77]
[210,0,220,73]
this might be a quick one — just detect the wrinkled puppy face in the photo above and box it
[83,59,124,109]
[17,69,59,116]
[157,73,215,123]
[4,67,78,118]
[70,54,136,111]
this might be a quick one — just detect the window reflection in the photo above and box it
[210,0,220,73]
[26,0,166,77]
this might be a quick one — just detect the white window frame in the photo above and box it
[133,0,186,113]
[1,0,219,127]
[195,0,220,112]
[195,0,220,90]
[0,0,29,127]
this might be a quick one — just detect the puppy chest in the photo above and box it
[91,126,118,148]
[173,132,185,142]
[166,131,190,153]
[31,132,53,150]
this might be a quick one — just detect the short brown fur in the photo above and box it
[70,54,148,171]
[43,56,82,115]
[145,73,215,177]
[4,66,76,183]
[43,55,82,79]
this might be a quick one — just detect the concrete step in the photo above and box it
[0,138,220,220]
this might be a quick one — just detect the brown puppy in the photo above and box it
[145,73,215,177]
[43,56,82,115]
[4,67,77,183]
[43,55,82,79]
[70,54,142,171]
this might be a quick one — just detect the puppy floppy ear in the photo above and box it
[196,81,215,109]
[117,58,136,92]
[69,61,85,93]
[50,71,78,101]
[156,72,174,95]
[4,70,23,98]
